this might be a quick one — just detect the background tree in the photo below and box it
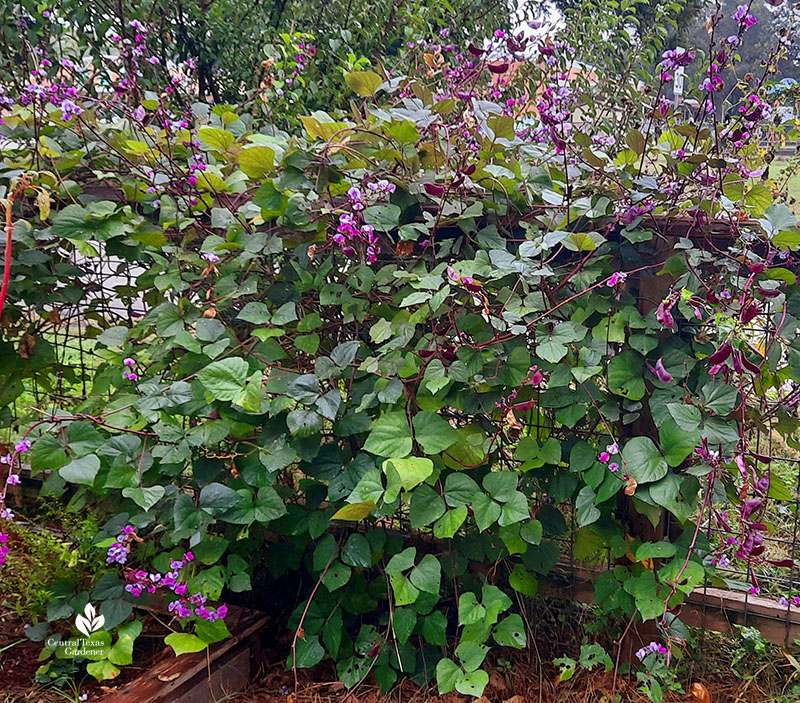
[0,0,511,106]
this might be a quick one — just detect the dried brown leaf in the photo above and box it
[690,682,711,703]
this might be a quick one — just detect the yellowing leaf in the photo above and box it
[238,145,275,179]
[123,139,150,155]
[299,115,350,142]
[198,127,235,151]
[331,501,376,521]
[195,171,229,192]
[36,190,51,220]
[744,183,773,216]
[345,70,383,97]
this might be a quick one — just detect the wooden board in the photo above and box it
[97,608,268,703]
[539,564,800,645]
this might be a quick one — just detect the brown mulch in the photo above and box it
[0,612,43,694]
[221,648,786,703]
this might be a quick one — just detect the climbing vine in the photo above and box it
[1,0,800,696]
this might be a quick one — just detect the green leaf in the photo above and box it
[482,472,518,501]
[363,204,402,233]
[648,473,698,523]
[700,381,738,415]
[345,70,383,96]
[364,412,413,457]
[444,473,480,507]
[519,520,542,545]
[658,418,700,467]
[509,565,538,597]
[383,457,434,499]
[254,485,288,523]
[199,482,241,513]
[342,533,373,568]
[498,492,529,526]
[122,485,165,512]
[622,437,668,484]
[271,302,298,325]
[165,632,207,656]
[238,145,275,178]
[635,541,677,560]
[294,635,325,668]
[412,412,459,454]
[195,618,231,645]
[107,620,142,666]
[409,554,441,594]
[393,607,417,644]
[389,572,420,605]
[97,326,129,347]
[386,547,416,574]
[759,203,797,236]
[455,669,489,697]
[472,493,501,531]
[666,403,701,432]
[59,455,101,485]
[409,484,446,528]
[455,641,488,672]
[436,657,461,694]
[86,660,120,681]
[458,592,485,625]
[493,613,526,649]
[576,486,601,527]
[286,409,323,436]
[659,557,705,594]
[321,560,351,591]
[482,584,512,623]
[773,229,800,250]
[423,610,448,646]
[197,358,250,401]
[607,350,645,400]
[237,302,272,324]
[433,506,467,538]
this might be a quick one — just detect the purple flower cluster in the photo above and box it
[0,438,31,546]
[661,47,696,70]
[534,83,575,153]
[446,265,482,293]
[732,4,757,29]
[606,271,627,287]
[598,441,620,473]
[0,533,8,565]
[106,525,137,564]
[617,201,654,225]
[122,356,139,382]
[124,552,228,622]
[636,641,668,660]
[701,62,724,93]
[329,181,395,263]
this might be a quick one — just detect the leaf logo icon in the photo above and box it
[75,603,105,636]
